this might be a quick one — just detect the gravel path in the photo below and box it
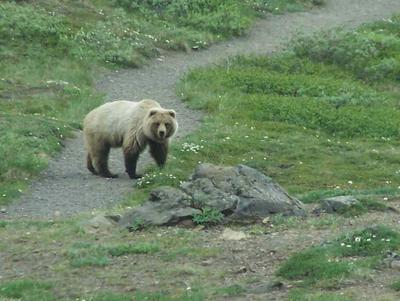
[3,0,400,219]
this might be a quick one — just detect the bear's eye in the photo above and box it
[165,123,171,129]
[156,122,160,126]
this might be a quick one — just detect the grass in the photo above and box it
[5,2,400,301]
[118,14,400,210]
[333,225,400,257]
[277,225,400,289]
[0,219,222,300]
[0,0,321,205]
[214,284,246,297]
[288,289,354,301]
[0,279,205,301]
[107,242,160,256]
[67,243,111,267]
[67,242,161,267]
[276,246,351,285]
[0,280,54,301]
[390,280,400,291]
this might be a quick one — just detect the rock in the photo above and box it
[262,217,270,224]
[118,187,201,228]
[119,164,305,229]
[246,281,284,294]
[220,228,248,240]
[314,195,359,214]
[105,214,121,223]
[181,177,239,212]
[177,219,196,228]
[234,266,249,274]
[391,260,400,270]
[81,215,117,234]
[383,251,400,270]
[185,164,305,219]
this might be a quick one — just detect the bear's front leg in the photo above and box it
[149,140,168,168]
[123,147,142,179]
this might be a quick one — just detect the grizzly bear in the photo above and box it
[83,99,178,179]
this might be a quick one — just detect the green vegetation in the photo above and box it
[277,225,400,288]
[334,226,400,257]
[120,14,400,206]
[214,284,246,297]
[288,289,354,301]
[0,220,222,300]
[67,243,110,267]
[107,242,160,256]
[67,242,161,267]
[5,2,400,301]
[0,0,320,205]
[0,279,205,301]
[390,279,400,291]
[0,280,54,301]
[192,207,224,225]
[336,198,390,217]
[292,17,400,82]
[276,246,351,284]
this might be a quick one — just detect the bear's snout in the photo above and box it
[158,130,166,138]
[157,123,167,139]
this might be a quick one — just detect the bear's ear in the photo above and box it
[149,109,158,117]
[168,110,176,118]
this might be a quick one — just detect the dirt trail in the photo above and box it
[3,0,400,218]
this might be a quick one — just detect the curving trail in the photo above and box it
[2,0,400,218]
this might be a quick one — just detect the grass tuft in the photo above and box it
[288,289,354,301]
[192,207,224,225]
[334,225,400,257]
[276,247,350,284]
[390,280,400,291]
[0,279,54,301]
[107,243,160,256]
[277,225,400,287]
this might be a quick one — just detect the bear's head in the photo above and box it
[143,108,178,142]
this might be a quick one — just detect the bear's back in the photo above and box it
[83,100,163,142]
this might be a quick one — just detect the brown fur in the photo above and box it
[83,99,178,178]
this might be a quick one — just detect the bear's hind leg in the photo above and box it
[93,144,118,178]
[86,153,97,175]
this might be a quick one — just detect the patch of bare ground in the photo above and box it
[2,204,400,299]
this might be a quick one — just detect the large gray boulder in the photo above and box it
[185,164,305,219]
[119,164,305,228]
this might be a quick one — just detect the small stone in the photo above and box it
[247,281,284,294]
[105,214,121,223]
[200,259,213,266]
[0,208,6,213]
[391,260,400,270]
[194,225,205,231]
[177,219,195,228]
[235,266,248,274]
[221,228,248,241]
[54,210,61,217]
[81,215,117,234]
[262,217,270,224]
